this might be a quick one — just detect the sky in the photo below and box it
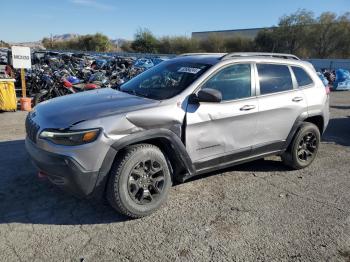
[1,0,349,42]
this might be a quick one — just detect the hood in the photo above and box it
[34,88,159,128]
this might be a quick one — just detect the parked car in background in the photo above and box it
[25,52,329,218]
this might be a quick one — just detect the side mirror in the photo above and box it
[197,88,222,103]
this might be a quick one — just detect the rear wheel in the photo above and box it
[282,122,320,169]
[106,144,172,218]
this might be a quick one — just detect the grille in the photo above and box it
[25,114,40,143]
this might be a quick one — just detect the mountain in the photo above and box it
[51,34,79,41]
[7,41,44,49]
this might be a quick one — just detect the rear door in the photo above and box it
[254,63,308,150]
[186,63,259,163]
[291,65,329,127]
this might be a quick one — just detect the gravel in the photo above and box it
[0,92,349,261]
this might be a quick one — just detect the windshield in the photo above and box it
[120,60,212,100]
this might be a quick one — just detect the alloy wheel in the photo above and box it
[297,132,317,162]
[127,159,165,204]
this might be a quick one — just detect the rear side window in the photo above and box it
[257,64,293,95]
[292,66,313,87]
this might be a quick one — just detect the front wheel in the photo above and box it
[282,122,320,169]
[107,144,172,218]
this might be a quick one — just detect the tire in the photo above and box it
[282,122,321,170]
[106,144,172,218]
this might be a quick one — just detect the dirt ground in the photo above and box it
[0,92,349,262]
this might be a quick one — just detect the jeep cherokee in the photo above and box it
[25,52,329,218]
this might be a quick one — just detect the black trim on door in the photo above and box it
[252,140,286,155]
[194,146,252,171]
[190,140,285,178]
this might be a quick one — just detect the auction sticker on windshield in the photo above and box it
[178,67,202,74]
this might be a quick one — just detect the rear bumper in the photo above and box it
[25,138,100,198]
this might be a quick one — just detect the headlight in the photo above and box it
[39,128,101,146]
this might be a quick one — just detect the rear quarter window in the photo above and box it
[257,64,293,95]
[292,66,314,87]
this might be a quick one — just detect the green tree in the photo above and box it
[308,12,343,58]
[274,9,314,55]
[76,33,112,52]
[131,28,158,53]
[254,29,277,52]
[172,37,200,53]
[334,12,350,58]
[199,33,226,52]
[157,36,199,54]
[120,41,134,52]
[224,37,254,52]
[42,33,112,52]
[156,37,172,53]
[0,40,10,48]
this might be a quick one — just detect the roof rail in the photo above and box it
[179,53,226,57]
[220,52,300,61]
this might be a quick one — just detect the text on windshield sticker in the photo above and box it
[178,67,202,74]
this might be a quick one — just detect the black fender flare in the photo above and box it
[111,128,195,175]
[284,113,325,151]
[284,116,305,151]
[92,128,195,198]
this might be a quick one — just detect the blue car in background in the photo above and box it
[333,69,350,91]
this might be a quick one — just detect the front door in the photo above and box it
[186,63,259,164]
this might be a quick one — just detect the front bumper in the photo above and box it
[25,138,100,198]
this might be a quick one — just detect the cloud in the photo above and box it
[71,0,115,11]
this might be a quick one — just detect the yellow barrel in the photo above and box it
[0,79,17,111]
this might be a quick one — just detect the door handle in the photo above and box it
[240,105,256,111]
[292,97,303,102]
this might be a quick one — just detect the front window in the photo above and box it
[120,61,211,100]
[201,64,252,101]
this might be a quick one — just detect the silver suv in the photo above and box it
[25,52,329,218]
